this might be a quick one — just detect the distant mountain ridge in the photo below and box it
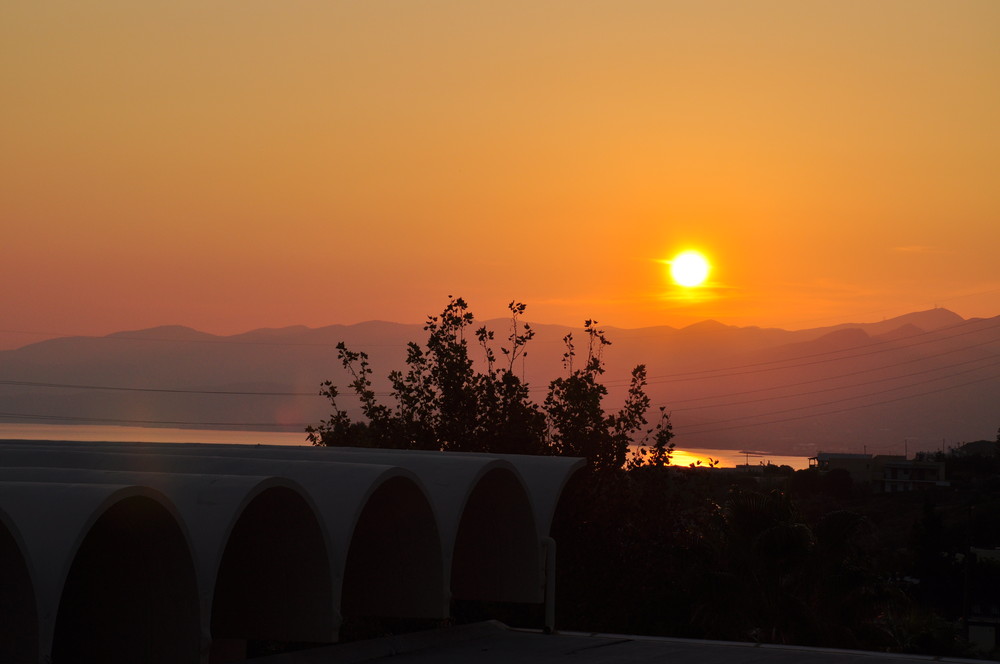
[1,309,997,457]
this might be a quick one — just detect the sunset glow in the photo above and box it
[0,2,998,350]
[667,450,718,469]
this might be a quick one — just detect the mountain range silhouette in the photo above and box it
[1,308,996,457]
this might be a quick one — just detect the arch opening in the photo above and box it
[451,468,540,602]
[0,520,38,663]
[341,477,444,619]
[211,486,334,647]
[53,495,200,664]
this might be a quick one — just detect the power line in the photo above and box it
[682,371,1000,436]
[3,321,998,405]
[2,315,997,436]
[638,318,1000,385]
[669,347,1000,411]
[627,317,999,387]
[0,380,327,397]
[6,357,998,434]
[666,335,998,404]
[0,411,312,429]
[679,361,1000,422]
[542,319,999,393]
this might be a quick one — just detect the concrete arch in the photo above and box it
[456,452,587,540]
[52,491,200,664]
[0,440,583,660]
[211,484,334,647]
[341,475,445,619]
[451,466,541,603]
[0,446,444,629]
[0,466,333,656]
[0,507,38,664]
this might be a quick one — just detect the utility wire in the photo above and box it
[0,380,326,397]
[679,361,1000,423]
[2,322,998,404]
[670,351,1000,412]
[2,317,997,433]
[666,336,999,404]
[638,318,1000,384]
[0,411,312,429]
[682,371,1000,436]
[555,322,1000,395]
[5,360,998,433]
[549,317,1000,391]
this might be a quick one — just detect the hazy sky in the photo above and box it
[3,1,998,349]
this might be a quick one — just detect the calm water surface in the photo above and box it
[0,423,810,469]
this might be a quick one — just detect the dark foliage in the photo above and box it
[307,298,994,658]
[307,298,673,471]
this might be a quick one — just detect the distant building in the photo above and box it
[810,452,947,492]
[811,452,877,483]
[733,462,794,476]
[954,440,1000,459]
[881,458,948,492]
[968,548,1000,653]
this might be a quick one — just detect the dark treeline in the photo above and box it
[553,457,1000,658]
[310,298,999,659]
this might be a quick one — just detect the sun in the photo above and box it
[669,250,711,287]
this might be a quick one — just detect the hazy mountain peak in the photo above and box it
[234,325,311,338]
[106,325,217,340]
[880,308,963,330]
[809,308,965,339]
[680,319,730,332]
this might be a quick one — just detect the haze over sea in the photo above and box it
[0,423,810,470]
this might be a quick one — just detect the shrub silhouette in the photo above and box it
[308,297,673,473]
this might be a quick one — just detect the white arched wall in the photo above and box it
[340,475,445,619]
[116,443,572,604]
[451,467,541,603]
[211,484,335,650]
[0,482,200,664]
[52,493,201,664]
[0,446,449,617]
[0,505,38,664]
[0,440,583,663]
[0,467,337,657]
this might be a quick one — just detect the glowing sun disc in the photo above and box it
[670,251,710,287]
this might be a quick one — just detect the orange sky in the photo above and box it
[2,1,998,350]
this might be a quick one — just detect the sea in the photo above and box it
[0,423,811,470]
